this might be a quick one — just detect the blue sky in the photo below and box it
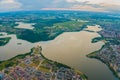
[0,0,120,12]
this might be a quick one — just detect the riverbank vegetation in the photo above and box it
[0,34,3,36]
[0,48,33,70]
[0,46,87,80]
[87,43,120,79]
[0,37,11,46]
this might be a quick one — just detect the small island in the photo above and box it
[17,43,22,45]
[0,37,11,46]
[0,45,87,80]
[0,34,3,36]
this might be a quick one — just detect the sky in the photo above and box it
[0,0,120,12]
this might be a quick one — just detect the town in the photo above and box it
[88,28,120,79]
[95,44,120,78]
[0,45,87,80]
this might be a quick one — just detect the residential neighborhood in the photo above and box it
[0,45,87,80]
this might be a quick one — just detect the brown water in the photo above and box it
[41,31,116,80]
[15,22,35,30]
[0,25,118,80]
[0,34,34,60]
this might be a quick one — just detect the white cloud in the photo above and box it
[65,0,120,12]
[66,0,120,5]
[99,3,120,12]
[66,0,80,2]
[0,0,22,11]
[0,0,119,12]
[41,5,107,12]
[70,5,106,12]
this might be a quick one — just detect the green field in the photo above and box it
[54,21,86,31]
[16,20,87,43]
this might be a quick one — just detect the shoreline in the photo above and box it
[87,27,120,80]
[0,46,88,80]
[40,49,88,79]
[0,25,105,79]
[87,45,120,80]
[0,37,11,46]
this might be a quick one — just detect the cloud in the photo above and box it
[66,0,88,3]
[71,5,106,12]
[0,0,119,12]
[41,5,106,12]
[99,3,120,11]
[0,0,22,11]
[64,0,120,12]
[66,0,120,5]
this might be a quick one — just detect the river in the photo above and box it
[0,24,118,80]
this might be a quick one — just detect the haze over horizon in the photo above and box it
[0,0,120,13]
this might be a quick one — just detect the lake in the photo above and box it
[15,22,35,30]
[0,25,118,80]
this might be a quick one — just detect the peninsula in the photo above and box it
[88,34,120,80]
[0,45,87,80]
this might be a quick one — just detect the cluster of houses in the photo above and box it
[96,44,120,77]
[56,67,82,80]
[100,30,120,38]
[0,46,84,80]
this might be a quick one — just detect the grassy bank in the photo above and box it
[0,48,33,70]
